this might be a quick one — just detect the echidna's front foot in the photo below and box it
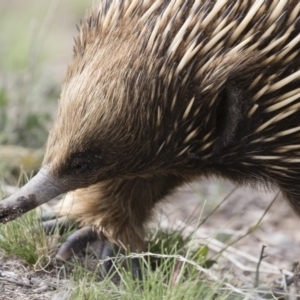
[41,218,142,278]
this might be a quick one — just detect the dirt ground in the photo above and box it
[166,179,300,264]
[162,179,300,296]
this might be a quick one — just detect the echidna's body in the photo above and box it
[2,0,300,256]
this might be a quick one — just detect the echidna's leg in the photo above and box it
[44,174,183,272]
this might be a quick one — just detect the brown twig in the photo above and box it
[0,277,32,288]
[254,245,267,288]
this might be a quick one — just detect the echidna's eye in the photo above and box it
[68,151,102,176]
[70,159,89,174]
[73,163,87,170]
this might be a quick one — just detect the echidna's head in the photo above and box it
[0,3,183,221]
[44,34,151,189]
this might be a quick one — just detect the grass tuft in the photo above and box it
[0,209,48,265]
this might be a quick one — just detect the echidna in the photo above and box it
[1,0,300,268]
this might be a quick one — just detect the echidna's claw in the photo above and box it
[128,257,142,280]
[55,226,98,261]
[93,238,120,277]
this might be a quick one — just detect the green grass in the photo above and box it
[0,210,47,265]
[0,204,243,299]
[66,258,233,300]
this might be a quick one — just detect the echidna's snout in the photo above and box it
[0,166,67,223]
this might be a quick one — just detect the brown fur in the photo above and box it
[57,175,184,250]
[42,0,300,250]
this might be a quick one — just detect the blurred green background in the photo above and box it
[0,0,93,181]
